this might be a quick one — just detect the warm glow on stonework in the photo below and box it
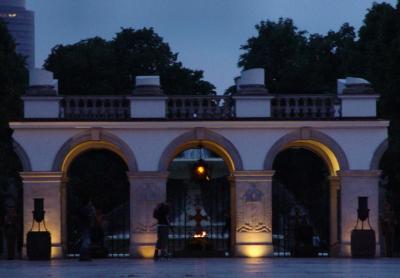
[239,245,269,258]
[136,246,156,259]
[285,140,340,176]
[61,140,128,172]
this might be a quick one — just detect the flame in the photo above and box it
[193,231,207,238]
[195,165,206,175]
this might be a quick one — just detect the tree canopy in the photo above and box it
[44,28,215,95]
[0,21,27,122]
[0,20,26,226]
[0,19,27,174]
[356,3,400,238]
[238,18,360,94]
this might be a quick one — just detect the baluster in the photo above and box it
[222,98,228,118]
[299,97,305,118]
[201,98,205,119]
[176,98,180,119]
[215,98,221,118]
[73,99,79,119]
[310,98,315,118]
[272,98,277,118]
[293,97,300,119]
[282,99,288,118]
[172,99,177,119]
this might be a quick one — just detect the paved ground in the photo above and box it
[1,258,400,277]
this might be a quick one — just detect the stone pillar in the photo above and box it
[233,68,274,118]
[128,171,168,258]
[21,172,64,259]
[128,75,167,119]
[230,170,274,257]
[329,176,340,256]
[338,170,381,257]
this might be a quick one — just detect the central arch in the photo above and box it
[159,128,239,257]
[159,128,243,173]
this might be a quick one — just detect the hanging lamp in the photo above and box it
[193,142,210,181]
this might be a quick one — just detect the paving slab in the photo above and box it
[0,258,400,278]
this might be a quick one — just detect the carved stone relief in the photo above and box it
[236,183,272,233]
[131,182,165,233]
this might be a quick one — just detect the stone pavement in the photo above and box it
[0,258,400,278]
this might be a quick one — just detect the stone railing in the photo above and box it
[271,95,339,119]
[60,96,130,120]
[53,94,341,120]
[167,96,234,120]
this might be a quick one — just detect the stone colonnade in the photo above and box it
[20,167,381,259]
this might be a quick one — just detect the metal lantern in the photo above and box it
[193,143,210,181]
[351,196,376,258]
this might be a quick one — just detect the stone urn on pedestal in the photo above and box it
[351,197,376,258]
[26,198,51,260]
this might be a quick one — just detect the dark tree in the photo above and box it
[44,37,118,95]
[44,28,215,95]
[0,19,27,183]
[0,20,27,252]
[239,18,360,94]
[239,18,308,93]
[356,2,400,252]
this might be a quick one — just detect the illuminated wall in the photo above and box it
[231,171,274,257]
[128,172,168,259]
[339,170,381,257]
[21,172,63,259]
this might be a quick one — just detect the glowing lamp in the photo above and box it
[196,165,205,175]
[193,159,209,181]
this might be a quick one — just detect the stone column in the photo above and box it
[21,172,64,259]
[230,170,274,257]
[128,171,168,258]
[338,170,381,257]
[329,176,340,256]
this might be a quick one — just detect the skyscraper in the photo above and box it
[0,0,34,68]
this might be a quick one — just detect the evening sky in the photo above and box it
[27,0,397,93]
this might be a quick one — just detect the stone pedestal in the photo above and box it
[233,96,274,118]
[21,172,63,259]
[230,171,274,257]
[22,96,62,119]
[128,96,167,119]
[338,170,381,257]
[128,171,168,258]
[329,176,340,256]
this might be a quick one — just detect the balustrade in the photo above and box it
[167,96,234,120]
[60,96,130,120]
[271,95,338,119]
[56,94,341,120]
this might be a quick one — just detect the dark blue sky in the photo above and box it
[27,0,397,93]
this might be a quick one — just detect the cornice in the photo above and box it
[10,120,389,130]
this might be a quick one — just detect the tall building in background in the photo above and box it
[0,0,34,68]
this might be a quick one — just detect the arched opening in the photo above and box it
[166,143,232,257]
[272,146,331,257]
[65,149,130,258]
